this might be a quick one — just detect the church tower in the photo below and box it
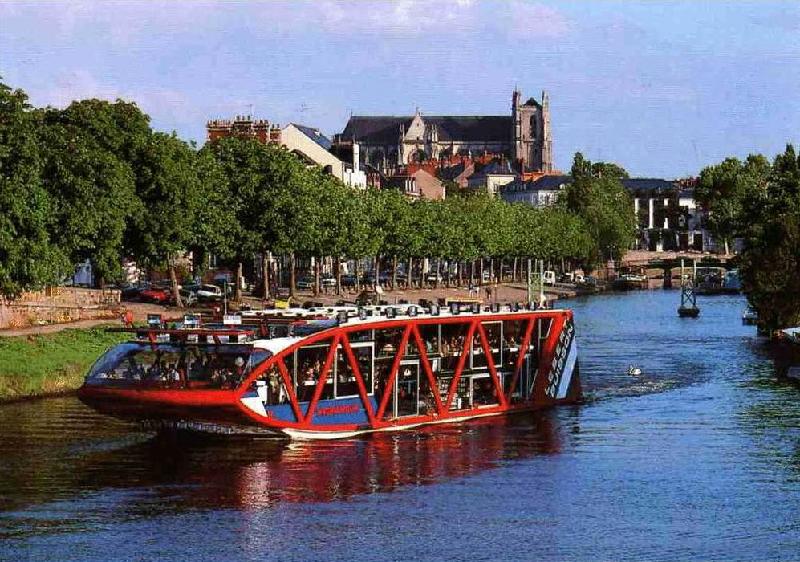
[511,88,552,173]
[541,90,553,172]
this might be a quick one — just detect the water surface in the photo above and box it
[2,290,799,561]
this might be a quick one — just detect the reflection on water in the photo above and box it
[2,291,800,560]
[0,396,570,536]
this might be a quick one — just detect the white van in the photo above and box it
[543,270,556,285]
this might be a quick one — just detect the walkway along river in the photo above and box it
[1,290,799,561]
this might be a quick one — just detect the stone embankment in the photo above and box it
[0,287,121,331]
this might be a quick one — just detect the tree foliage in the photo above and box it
[0,82,68,295]
[0,79,598,298]
[695,155,770,254]
[562,152,636,264]
[739,145,800,333]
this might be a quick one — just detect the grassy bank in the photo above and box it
[0,327,127,401]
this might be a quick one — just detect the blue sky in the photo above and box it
[1,0,798,177]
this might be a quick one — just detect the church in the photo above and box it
[332,89,553,174]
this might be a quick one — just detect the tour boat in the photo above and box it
[78,304,581,439]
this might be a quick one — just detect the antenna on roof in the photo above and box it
[247,103,254,118]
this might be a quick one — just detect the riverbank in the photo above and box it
[0,327,126,402]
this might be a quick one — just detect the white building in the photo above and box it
[467,160,517,196]
[500,175,568,207]
[280,124,367,189]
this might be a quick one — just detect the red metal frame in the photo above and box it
[506,318,535,401]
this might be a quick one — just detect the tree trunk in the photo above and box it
[374,255,380,289]
[169,255,183,308]
[234,261,243,302]
[262,252,270,301]
[355,259,361,293]
[479,259,485,286]
[314,257,321,297]
[408,257,413,289]
[513,257,518,283]
[435,259,441,289]
[289,253,296,298]
[392,256,398,291]
[335,257,342,296]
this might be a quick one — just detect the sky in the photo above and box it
[1,0,799,178]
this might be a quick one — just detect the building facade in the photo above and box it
[332,89,553,174]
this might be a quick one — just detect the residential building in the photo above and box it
[467,160,516,196]
[384,169,445,200]
[501,174,709,252]
[500,174,569,207]
[205,116,366,189]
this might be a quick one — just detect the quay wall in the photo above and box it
[0,288,120,330]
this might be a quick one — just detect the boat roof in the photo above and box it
[120,303,567,354]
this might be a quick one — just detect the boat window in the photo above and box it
[472,330,487,369]
[347,329,373,343]
[247,363,293,406]
[502,319,526,371]
[335,343,374,398]
[483,322,502,365]
[418,324,440,355]
[439,323,469,372]
[375,328,405,359]
[85,343,268,390]
[295,339,334,403]
[471,374,499,407]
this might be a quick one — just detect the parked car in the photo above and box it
[179,283,201,305]
[296,276,314,290]
[140,286,172,304]
[362,272,390,285]
[341,274,358,287]
[543,270,557,285]
[196,284,224,302]
[425,272,443,284]
[321,275,337,288]
[120,282,148,301]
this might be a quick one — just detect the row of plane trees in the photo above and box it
[0,80,637,302]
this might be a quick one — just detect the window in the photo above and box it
[295,340,334,403]
[335,343,374,398]
[247,363,293,406]
[85,343,269,390]
[419,324,440,355]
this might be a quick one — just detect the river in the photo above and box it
[1,290,799,561]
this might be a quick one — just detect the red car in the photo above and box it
[139,287,172,304]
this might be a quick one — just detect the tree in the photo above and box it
[591,161,629,180]
[695,155,770,254]
[39,103,142,285]
[739,145,800,334]
[562,153,636,266]
[0,81,68,295]
[126,133,211,306]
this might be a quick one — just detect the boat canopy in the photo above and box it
[85,343,270,390]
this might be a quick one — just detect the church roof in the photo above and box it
[340,115,511,144]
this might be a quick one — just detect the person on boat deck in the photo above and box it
[232,356,246,385]
[268,372,280,405]
[166,364,180,385]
